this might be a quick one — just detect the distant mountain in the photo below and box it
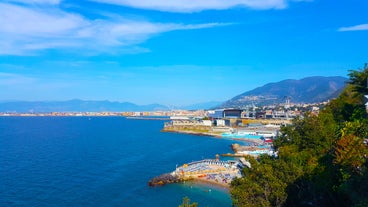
[179,101,224,110]
[0,99,170,113]
[220,76,348,108]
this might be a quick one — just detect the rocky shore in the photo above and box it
[148,173,186,186]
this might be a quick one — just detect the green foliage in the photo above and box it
[231,156,304,207]
[230,64,368,207]
[178,197,198,207]
[328,64,368,122]
[275,110,337,157]
[348,63,368,95]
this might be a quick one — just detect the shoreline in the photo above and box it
[149,173,233,190]
[149,159,243,191]
[192,177,230,189]
[183,178,230,191]
[162,128,264,145]
[179,174,231,189]
[161,129,222,138]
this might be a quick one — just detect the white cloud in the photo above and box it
[0,3,86,36]
[91,0,288,12]
[338,24,368,32]
[0,2,226,55]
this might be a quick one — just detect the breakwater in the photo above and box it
[161,125,222,137]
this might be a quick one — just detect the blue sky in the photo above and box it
[0,0,367,106]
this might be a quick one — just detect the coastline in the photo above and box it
[192,177,230,189]
[155,125,254,192]
[184,178,230,191]
[165,175,231,189]
[149,159,243,191]
[162,128,264,145]
[149,173,233,189]
[161,128,222,138]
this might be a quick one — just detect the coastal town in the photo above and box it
[0,101,326,117]
[149,107,288,187]
[149,102,328,188]
[0,101,340,188]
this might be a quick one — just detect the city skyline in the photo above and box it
[1,0,367,105]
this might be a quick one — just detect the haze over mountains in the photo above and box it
[0,100,223,113]
[0,76,347,112]
[0,100,169,113]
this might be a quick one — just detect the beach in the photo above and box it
[149,159,243,188]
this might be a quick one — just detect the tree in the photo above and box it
[348,63,368,95]
[334,134,366,173]
[178,197,198,207]
[329,63,368,122]
[230,64,368,207]
[231,156,303,207]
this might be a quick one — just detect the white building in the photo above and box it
[202,120,212,126]
[216,119,226,127]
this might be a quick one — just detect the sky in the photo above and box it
[0,0,367,106]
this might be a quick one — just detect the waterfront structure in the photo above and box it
[167,119,212,127]
[208,109,243,119]
[202,120,212,126]
[223,109,243,118]
[215,119,226,127]
[207,109,225,119]
[231,143,276,157]
[173,159,244,187]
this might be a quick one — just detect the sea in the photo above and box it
[0,116,237,207]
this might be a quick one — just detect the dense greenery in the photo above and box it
[231,64,368,207]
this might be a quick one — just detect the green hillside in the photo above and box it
[221,76,347,107]
[230,64,368,207]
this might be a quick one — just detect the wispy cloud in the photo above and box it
[338,23,368,32]
[0,2,228,55]
[91,0,289,12]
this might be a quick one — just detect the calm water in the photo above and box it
[0,117,235,206]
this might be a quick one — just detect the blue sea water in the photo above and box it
[0,117,236,207]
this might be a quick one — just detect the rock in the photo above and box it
[148,173,180,187]
[232,143,240,152]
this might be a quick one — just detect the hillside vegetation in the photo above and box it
[222,76,347,107]
[230,64,368,207]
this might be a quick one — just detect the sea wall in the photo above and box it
[161,125,223,137]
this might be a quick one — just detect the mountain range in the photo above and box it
[220,76,347,108]
[0,76,348,112]
[0,99,170,113]
[0,99,225,113]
